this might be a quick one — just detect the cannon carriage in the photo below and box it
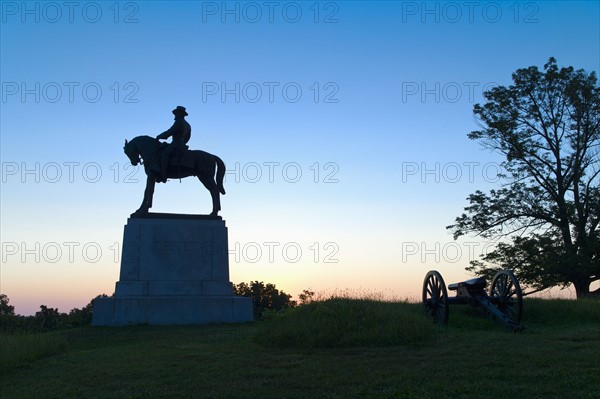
[422,270,524,331]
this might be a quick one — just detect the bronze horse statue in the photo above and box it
[124,135,226,216]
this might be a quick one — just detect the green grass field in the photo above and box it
[1,298,598,399]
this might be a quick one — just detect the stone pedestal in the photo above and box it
[92,214,253,326]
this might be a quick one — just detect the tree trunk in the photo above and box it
[573,279,591,299]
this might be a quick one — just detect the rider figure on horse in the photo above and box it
[154,106,191,182]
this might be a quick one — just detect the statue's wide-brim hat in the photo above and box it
[172,106,188,116]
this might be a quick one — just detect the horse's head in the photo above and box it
[124,139,141,166]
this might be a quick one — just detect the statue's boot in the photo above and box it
[149,164,165,183]
[150,163,160,175]
[158,158,169,183]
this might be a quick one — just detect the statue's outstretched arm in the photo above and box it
[157,130,170,140]
[157,121,177,140]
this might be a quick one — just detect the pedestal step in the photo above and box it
[93,296,253,326]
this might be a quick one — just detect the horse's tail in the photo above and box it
[215,155,226,195]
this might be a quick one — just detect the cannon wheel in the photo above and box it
[489,270,523,323]
[422,270,449,324]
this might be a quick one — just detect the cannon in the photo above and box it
[422,270,524,331]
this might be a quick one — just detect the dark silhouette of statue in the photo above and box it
[153,106,192,183]
[124,107,226,216]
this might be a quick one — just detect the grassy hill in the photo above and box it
[1,298,598,399]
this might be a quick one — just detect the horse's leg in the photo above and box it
[134,175,155,214]
[198,176,220,216]
[145,175,155,209]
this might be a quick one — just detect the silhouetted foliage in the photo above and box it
[0,294,17,331]
[0,294,106,332]
[233,281,297,319]
[35,305,66,331]
[298,289,316,305]
[448,58,600,298]
[0,294,15,316]
[66,296,102,328]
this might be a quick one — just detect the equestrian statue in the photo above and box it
[123,106,226,216]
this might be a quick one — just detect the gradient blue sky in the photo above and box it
[1,1,599,314]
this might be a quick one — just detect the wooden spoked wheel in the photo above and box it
[489,270,523,323]
[422,270,449,324]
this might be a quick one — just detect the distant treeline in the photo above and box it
[0,294,103,333]
[0,283,314,332]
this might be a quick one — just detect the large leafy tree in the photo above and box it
[448,58,599,298]
[233,281,297,318]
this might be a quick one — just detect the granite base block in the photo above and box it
[91,215,253,326]
[92,296,253,326]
